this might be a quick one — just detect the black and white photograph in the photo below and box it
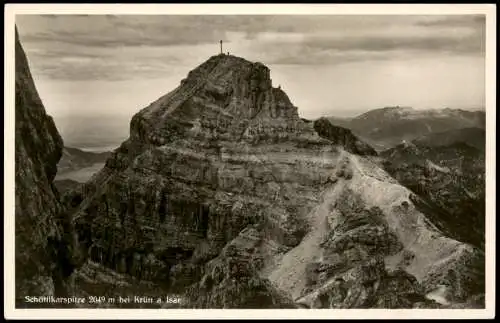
[4,4,496,320]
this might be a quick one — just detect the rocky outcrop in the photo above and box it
[66,54,484,308]
[314,117,378,156]
[15,27,81,306]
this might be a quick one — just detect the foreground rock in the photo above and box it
[57,146,111,175]
[15,27,81,306]
[65,54,484,308]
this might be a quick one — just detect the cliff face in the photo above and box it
[67,54,483,308]
[15,28,80,305]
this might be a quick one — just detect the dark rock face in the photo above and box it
[54,179,82,195]
[15,28,81,305]
[184,227,298,308]
[313,117,378,156]
[63,54,483,308]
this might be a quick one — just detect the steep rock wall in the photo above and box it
[15,28,81,306]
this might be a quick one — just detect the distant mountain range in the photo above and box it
[327,106,486,151]
[54,114,128,153]
[57,146,111,174]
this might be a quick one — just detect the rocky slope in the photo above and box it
[327,107,486,151]
[15,28,81,307]
[64,54,484,308]
[380,136,486,250]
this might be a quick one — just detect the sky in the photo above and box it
[15,14,486,148]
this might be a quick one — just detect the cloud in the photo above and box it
[17,14,485,48]
[15,14,486,81]
[248,15,485,65]
[414,14,485,27]
[18,16,224,47]
[22,43,193,81]
[304,31,483,54]
[17,15,293,48]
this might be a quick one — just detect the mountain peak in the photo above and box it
[182,53,271,87]
[127,53,311,149]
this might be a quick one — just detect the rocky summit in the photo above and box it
[16,49,485,309]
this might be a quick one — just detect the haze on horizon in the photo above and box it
[15,14,486,149]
